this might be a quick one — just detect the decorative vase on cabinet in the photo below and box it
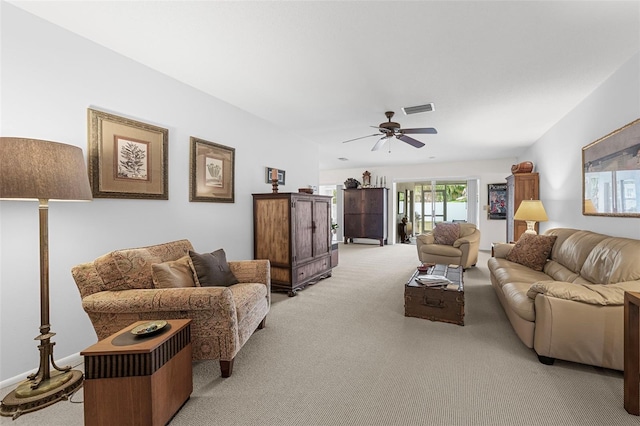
[253,192,333,296]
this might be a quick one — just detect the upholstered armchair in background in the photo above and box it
[416,223,481,269]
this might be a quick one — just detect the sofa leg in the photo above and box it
[258,317,266,329]
[538,355,555,366]
[220,359,234,378]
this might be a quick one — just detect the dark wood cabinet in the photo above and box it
[253,192,332,296]
[343,188,388,246]
[506,173,540,242]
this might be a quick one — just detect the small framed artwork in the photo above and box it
[398,192,405,215]
[190,137,235,203]
[88,108,168,199]
[265,167,285,185]
[488,183,507,220]
[583,117,640,217]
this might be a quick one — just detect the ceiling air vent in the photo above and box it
[402,103,435,115]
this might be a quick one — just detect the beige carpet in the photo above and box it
[2,243,638,425]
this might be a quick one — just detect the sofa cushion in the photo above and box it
[433,223,460,245]
[506,233,557,271]
[502,282,536,322]
[421,243,462,256]
[543,260,580,283]
[151,255,197,289]
[580,237,640,284]
[490,259,550,288]
[549,230,608,274]
[91,239,194,292]
[189,249,239,287]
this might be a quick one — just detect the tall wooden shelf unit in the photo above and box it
[506,172,540,242]
[343,188,388,246]
[253,192,333,297]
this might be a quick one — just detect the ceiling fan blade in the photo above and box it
[371,136,389,151]
[401,128,438,134]
[342,133,379,143]
[397,134,425,148]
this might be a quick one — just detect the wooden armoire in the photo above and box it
[506,173,540,242]
[343,188,388,246]
[252,192,333,296]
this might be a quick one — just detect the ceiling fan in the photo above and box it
[342,111,437,151]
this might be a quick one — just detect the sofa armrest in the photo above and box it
[492,243,514,259]
[229,259,270,288]
[415,233,435,250]
[527,280,640,306]
[82,287,235,314]
[453,230,480,248]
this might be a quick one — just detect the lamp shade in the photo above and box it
[0,137,92,201]
[514,200,548,222]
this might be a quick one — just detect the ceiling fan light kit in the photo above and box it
[342,110,437,151]
[402,103,435,115]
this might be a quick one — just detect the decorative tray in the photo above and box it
[130,320,167,336]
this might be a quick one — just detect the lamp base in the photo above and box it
[524,220,538,235]
[0,370,83,420]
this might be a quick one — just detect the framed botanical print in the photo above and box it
[189,137,235,203]
[88,108,168,199]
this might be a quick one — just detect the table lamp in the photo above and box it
[514,199,548,235]
[0,137,92,419]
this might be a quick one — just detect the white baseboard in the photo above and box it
[0,353,83,390]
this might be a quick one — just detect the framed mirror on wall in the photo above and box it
[583,118,640,217]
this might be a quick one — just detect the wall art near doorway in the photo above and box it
[488,183,507,220]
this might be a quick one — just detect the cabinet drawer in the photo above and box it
[293,256,330,285]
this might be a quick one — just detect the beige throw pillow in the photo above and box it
[151,255,197,289]
[506,233,557,271]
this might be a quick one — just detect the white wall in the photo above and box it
[320,158,518,251]
[0,4,319,381]
[521,52,640,239]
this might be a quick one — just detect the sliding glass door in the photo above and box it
[413,181,467,234]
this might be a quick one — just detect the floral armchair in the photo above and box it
[71,239,270,377]
[416,223,481,269]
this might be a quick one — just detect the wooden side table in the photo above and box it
[625,291,640,415]
[81,319,192,426]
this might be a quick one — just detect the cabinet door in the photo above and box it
[294,197,314,264]
[363,214,384,239]
[343,190,363,214]
[313,198,330,256]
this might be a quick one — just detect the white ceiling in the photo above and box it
[8,1,640,170]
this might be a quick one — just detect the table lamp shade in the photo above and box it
[514,200,548,222]
[0,137,92,201]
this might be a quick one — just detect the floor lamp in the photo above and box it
[0,137,92,419]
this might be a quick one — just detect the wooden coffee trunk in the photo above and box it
[404,285,465,326]
[404,265,465,326]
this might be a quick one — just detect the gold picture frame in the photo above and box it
[88,108,168,199]
[189,137,235,203]
[582,118,640,217]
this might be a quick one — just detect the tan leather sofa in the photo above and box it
[488,228,640,370]
[71,239,270,377]
[416,223,480,269]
